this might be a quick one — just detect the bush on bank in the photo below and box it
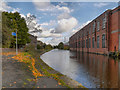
[109,51,120,59]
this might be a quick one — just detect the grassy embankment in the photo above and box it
[25,45,85,88]
[3,45,86,88]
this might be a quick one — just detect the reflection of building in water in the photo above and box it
[76,52,119,88]
[119,61,120,88]
[69,6,120,55]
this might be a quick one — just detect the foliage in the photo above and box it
[2,12,13,48]
[37,44,41,49]
[12,52,43,80]
[58,42,64,49]
[56,42,70,50]
[45,44,53,50]
[27,48,84,88]
[2,11,30,48]
[53,45,58,49]
[42,43,46,48]
[64,45,69,50]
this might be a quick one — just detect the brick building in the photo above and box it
[69,6,120,55]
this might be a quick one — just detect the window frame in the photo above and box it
[102,17,106,29]
[93,22,95,33]
[89,26,91,35]
[92,37,95,48]
[97,36,100,48]
[89,38,91,48]
[97,21,100,31]
[102,34,105,48]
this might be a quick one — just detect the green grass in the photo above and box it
[24,45,85,88]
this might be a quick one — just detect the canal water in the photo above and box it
[40,49,120,88]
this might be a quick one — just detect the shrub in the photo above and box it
[37,44,41,49]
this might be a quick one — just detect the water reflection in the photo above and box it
[41,49,119,88]
[76,51,119,88]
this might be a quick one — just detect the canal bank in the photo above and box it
[2,48,85,88]
[41,49,119,88]
[27,47,85,88]
[70,49,120,60]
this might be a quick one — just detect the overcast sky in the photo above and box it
[1,1,119,45]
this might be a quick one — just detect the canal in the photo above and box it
[40,49,120,88]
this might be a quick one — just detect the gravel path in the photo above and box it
[2,48,65,88]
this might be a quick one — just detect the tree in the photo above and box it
[53,45,58,49]
[58,42,64,49]
[37,44,41,49]
[45,44,53,50]
[2,12,13,48]
[2,11,30,48]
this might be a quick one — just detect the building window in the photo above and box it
[89,38,91,48]
[82,32,83,37]
[93,22,95,33]
[79,41,80,48]
[102,17,106,29]
[76,42,77,48]
[86,30,88,36]
[86,39,88,48]
[81,40,83,48]
[83,40,85,48]
[102,34,105,48]
[97,21,100,31]
[89,26,91,35]
[97,36,99,48]
[84,31,85,36]
[92,37,95,48]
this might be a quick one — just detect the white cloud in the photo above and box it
[38,29,62,38]
[0,2,12,11]
[37,37,49,44]
[1,1,21,13]
[57,12,71,20]
[38,17,42,19]
[56,5,71,13]
[20,13,26,18]
[47,37,64,46]
[77,20,91,30]
[32,0,72,13]
[71,29,78,34]
[68,20,91,38]
[58,2,68,6]
[33,2,50,9]
[94,3,109,8]
[40,20,56,28]
[32,1,54,11]
[40,22,49,26]
[49,20,56,26]
[52,17,78,33]
[50,13,57,16]
[37,37,63,46]
[11,8,20,13]
[25,13,42,34]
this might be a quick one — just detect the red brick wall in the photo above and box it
[69,6,120,54]
[109,6,120,52]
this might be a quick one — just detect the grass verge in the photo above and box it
[24,45,86,88]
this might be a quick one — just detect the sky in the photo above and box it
[1,1,119,45]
